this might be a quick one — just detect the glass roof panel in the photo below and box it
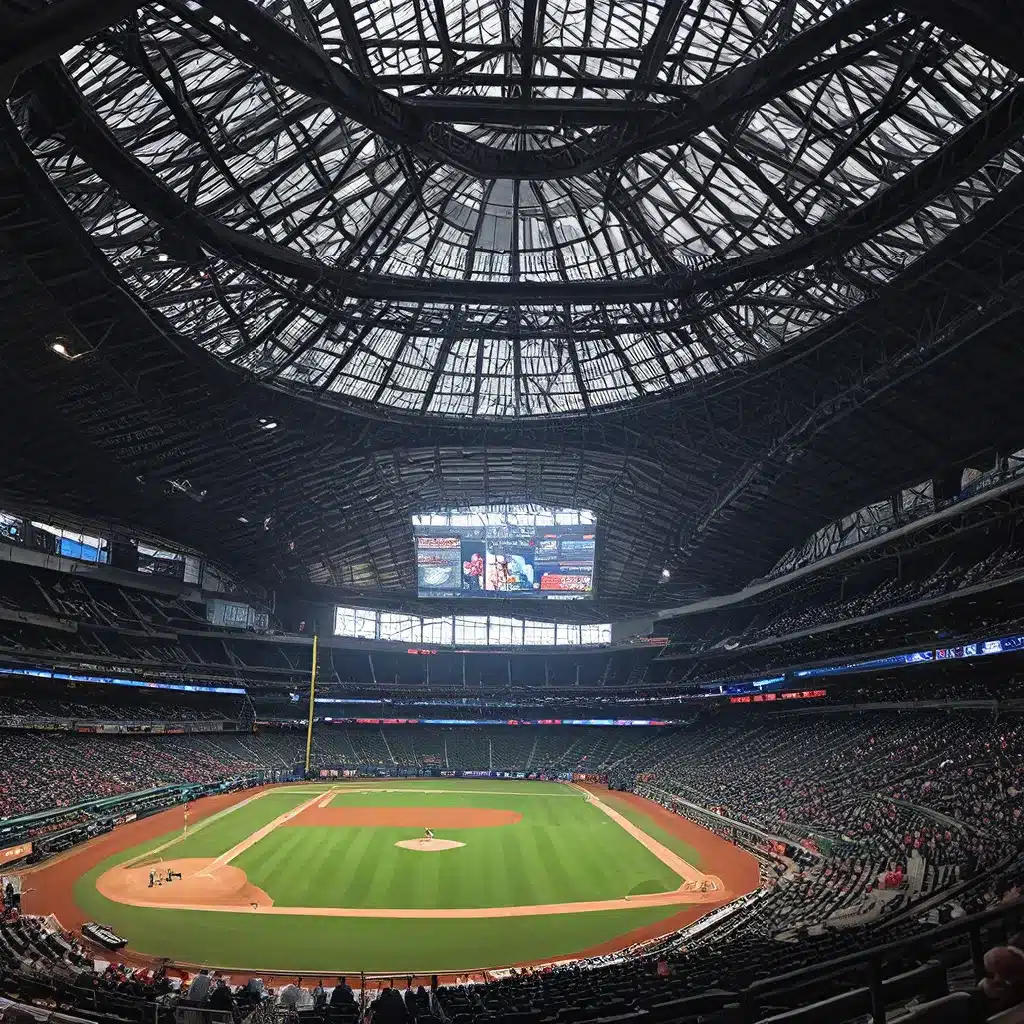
[15,0,1023,418]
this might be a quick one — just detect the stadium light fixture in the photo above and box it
[50,337,85,361]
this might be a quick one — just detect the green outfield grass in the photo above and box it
[232,785,679,908]
[75,782,695,971]
[598,792,704,867]
[128,790,316,863]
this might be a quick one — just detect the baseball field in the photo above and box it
[24,780,760,974]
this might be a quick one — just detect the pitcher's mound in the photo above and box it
[395,839,465,852]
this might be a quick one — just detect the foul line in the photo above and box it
[569,784,723,894]
[198,788,337,876]
[122,791,274,869]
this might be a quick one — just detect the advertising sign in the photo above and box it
[0,842,32,866]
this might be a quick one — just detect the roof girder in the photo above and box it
[25,57,1024,305]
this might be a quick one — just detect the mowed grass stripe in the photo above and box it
[326,791,561,815]
[499,818,535,907]
[334,829,378,908]
[77,838,683,971]
[599,793,704,868]
[134,791,317,862]
[251,828,306,884]
[236,789,680,909]
[74,787,698,971]
[364,831,406,906]
[327,781,576,804]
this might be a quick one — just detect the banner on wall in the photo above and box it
[319,768,607,783]
[0,842,32,866]
[73,720,232,735]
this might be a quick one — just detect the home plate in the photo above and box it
[395,839,465,852]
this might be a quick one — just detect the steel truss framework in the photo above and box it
[656,480,1024,662]
[8,0,1024,417]
[0,0,1023,611]
[2,102,1024,610]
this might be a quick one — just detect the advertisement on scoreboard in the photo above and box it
[415,522,595,599]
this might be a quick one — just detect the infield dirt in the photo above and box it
[20,782,761,978]
[93,788,725,916]
[286,805,522,828]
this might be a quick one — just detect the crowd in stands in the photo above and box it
[0,705,1021,1024]
[665,541,1024,659]
[3,535,1024,703]
[751,546,1024,646]
[836,675,1024,704]
[1,710,1020,872]
[613,711,1022,870]
[2,880,1023,1024]
[0,692,242,723]
[0,733,295,819]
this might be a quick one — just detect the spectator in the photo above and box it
[331,977,355,1006]
[208,979,235,1013]
[185,968,213,1003]
[279,978,304,1008]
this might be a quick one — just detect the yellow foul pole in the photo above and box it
[304,633,319,776]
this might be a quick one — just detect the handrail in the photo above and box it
[0,784,176,830]
[744,896,1024,1006]
[640,785,819,857]
[4,898,1024,1024]
[0,772,277,832]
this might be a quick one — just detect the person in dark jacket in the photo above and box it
[331,977,355,1006]
[208,979,235,1013]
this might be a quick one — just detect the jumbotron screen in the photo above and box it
[414,507,595,600]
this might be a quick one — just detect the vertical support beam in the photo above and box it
[304,633,319,776]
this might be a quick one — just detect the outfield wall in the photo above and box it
[315,766,608,783]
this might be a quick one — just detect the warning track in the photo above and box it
[93,784,726,917]
[20,782,761,974]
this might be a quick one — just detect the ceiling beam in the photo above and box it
[0,0,138,96]
[399,96,667,126]
[29,57,1024,305]
[896,0,1024,75]
[163,0,890,180]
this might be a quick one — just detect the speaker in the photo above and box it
[933,470,962,502]
[110,539,139,572]
[25,525,57,555]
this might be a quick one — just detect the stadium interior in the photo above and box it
[1,1,1024,1023]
